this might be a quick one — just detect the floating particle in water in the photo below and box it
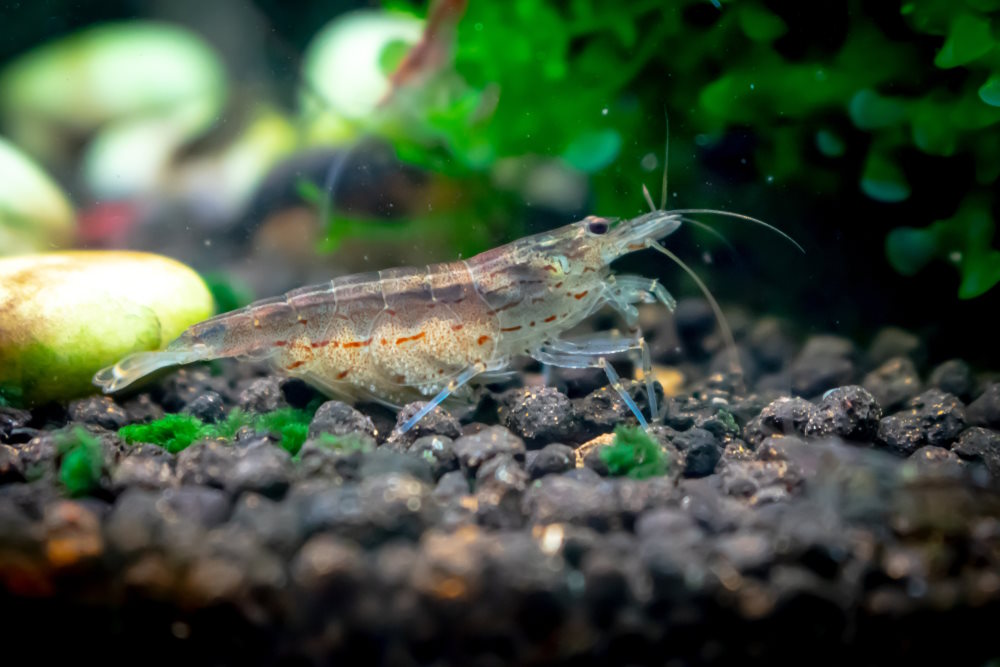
[766,175,775,184]
[640,153,658,171]
[601,107,608,116]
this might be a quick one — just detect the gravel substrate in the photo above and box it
[2,302,999,666]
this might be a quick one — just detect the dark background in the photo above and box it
[1,0,998,370]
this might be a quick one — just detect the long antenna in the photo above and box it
[661,109,669,210]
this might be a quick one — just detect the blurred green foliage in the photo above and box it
[370,0,1000,297]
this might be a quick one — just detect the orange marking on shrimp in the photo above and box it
[574,290,589,300]
[298,318,308,325]
[343,338,372,349]
[451,324,464,331]
[544,315,557,323]
[253,319,262,330]
[273,341,287,347]
[583,267,596,273]
[286,360,306,370]
[529,321,536,327]
[336,369,350,379]
[554,281,563,288]
[396,331,427,345]
[477,335,491,346]
[543,264,558,273]
[311,340,329,348]
[496,299,523,312]
[394,374,406,383]
[500,325,522,332]
[381,338,388,345]
[386,309,397,316]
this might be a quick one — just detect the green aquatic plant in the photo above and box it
[118,406,318,455]
[360,0,1000,298]
[601,425,668,479]
[57,427,103,497]
[119,413,203,454]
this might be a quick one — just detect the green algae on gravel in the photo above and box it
[601,425,668,479]
[57,427,103,497]
[119,407,317,455]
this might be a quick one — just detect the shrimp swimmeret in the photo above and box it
[94,195,800,434]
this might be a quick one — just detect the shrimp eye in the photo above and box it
[587,219,609,235]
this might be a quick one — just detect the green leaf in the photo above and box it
[815,129,846,157]
[737,5,788,42]
[886,227,940,275]
[848,89,908,130]
[979,73,1000,107]
[934,13,994,68]
[959,249,1000,298]
[561,129,622,173]
[861,150,910,202]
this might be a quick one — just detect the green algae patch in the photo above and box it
[0,251,214,406]
[119,414,203,454]
[601,426,668,480]
[57,427,103,497]
[119,407,317,455]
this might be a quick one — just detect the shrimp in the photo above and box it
[93,202,799,433]
[94,115,803,433]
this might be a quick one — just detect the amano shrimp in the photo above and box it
[94,193,799,433]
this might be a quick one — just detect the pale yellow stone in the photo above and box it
[0,250,213,405]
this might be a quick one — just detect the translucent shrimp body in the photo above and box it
[94,210,684,430]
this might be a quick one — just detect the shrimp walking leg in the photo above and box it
[400,362,488,434]
[545,332,658,421]
[532,334,657,426]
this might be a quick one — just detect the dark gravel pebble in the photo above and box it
[158,367,229,412]
[1,406,33,443]
[405,435,458,480]
[747,317,798,372]
[67,396,129,431]
[673,428,722,478]
[498,386,576,446]
[175,440,240,488]
[522,475,621,529]
[907,445,965,478]
[526,443,575,479]
[237,376,288,413]
[789,335,856,397]
[0,444,26,483]
[877,389,967,456]
[453,425,526,475]
[951,427,1000,478]
[475,453,529,529]
[181,390,227,423]
[928,359,974,401]
[743,397,817,448]
[359,448,434,484]
[867,326,922,368]
[805,385,882,441]
[966,383,1000,429]
[387,402,462,446]
[111,451,175,492]
[158,486,231,527]
[862,357,921,412]
[224,441,292,498]
[308,400,377,439]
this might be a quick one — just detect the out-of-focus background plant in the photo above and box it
[1,0,999,364]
